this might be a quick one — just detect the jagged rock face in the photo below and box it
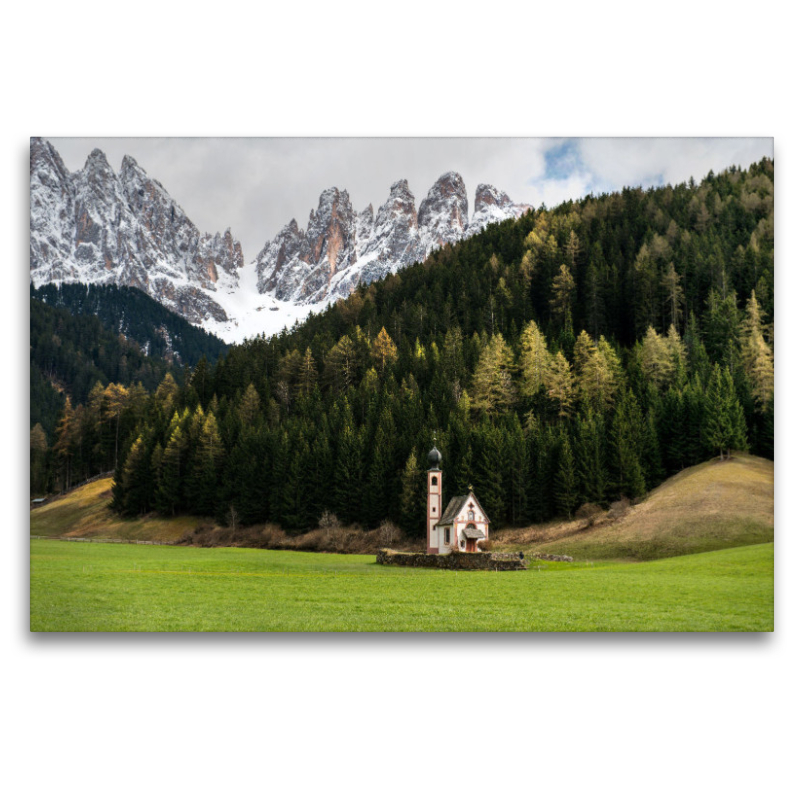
[470,183,531,234]
[418,171,469,249]
[195,229,244,285]
[30,139,77,280]
[256,188,359,302]
[30,138,243,324]
[256,171,526,304]
[356,205,374,258]
[349,179,423,289]
[255,220,304,294]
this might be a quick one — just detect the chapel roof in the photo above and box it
[435,492,492,527]
[436,495,468,527]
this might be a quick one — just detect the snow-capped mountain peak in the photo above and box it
[31,140,531,343]
[254,171,528,307]
[30,139,243,324]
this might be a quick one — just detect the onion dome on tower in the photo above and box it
[427,444,442,470]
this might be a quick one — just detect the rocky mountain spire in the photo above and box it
[30,138,244,324]
[418,172,469,249]
[254,171,527,305]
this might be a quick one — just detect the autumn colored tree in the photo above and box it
[550,264,575,332]
[471,333,517,415]
[371,327,398,377]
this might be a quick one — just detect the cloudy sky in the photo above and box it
[49,137,773,261]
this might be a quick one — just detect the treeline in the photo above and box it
[44,160,774,537]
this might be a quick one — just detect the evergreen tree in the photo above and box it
[703,365,748,459]
[30,424,49,495]
[120,434,153,516]
[333,423,364,524]
[553,428,579,519]
[609,391,647,499]
[156,425,187,516]
[399,450,426,537]
[473,425,506,525]
[186,411,224,515]
[575,411,607,504]
[365,406,398,526]
[550,264,575,332]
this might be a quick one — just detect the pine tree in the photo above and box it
[575,411,607,504]
[371,327,398,377]
[399,450,426,537]
[702,365,748,459]
[186,411,224,515]
[324,335,360,393]
[544,351,575,418]
[553,428,578,519]
[471,333,516,415]
[550,264,576,332]
[280,439,314,531]
[519,320,551,398]
[333,423,364,524]
[739,290,774,409]
[298,347,319,396]
[30,424,49,494]
[661,262,685,330]
[473,425,506,525]
[365,406,398,526]
[238,384,261,427]
[53,397,76,491]
[102,383,129,470]
[609,391,646,500]
[120,434,153,516]
[641,409,664,489]
[641,326,672,388]
[505,417,530,525]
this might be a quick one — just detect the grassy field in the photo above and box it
[30,539,773,632]
[495,454,774,561]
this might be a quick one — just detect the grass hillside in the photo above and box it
[29,477,416,554]
[495,454,774,561]
[30,478,202,543]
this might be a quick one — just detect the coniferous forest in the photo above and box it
[33,160,774,539]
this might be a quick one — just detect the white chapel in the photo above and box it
[426,444,490,554]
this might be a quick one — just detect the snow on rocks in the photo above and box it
[31,138,530,342]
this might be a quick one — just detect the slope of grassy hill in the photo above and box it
[494,453,774,561]
[30,478,202,543]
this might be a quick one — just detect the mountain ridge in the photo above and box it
[30,138,530,339]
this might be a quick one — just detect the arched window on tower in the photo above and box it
[431,476,438,486]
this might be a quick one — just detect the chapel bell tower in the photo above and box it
[427,442,443,554]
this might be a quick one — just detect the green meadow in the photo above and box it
[30,539,773,632]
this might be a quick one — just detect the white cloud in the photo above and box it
[578,137,773,189]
